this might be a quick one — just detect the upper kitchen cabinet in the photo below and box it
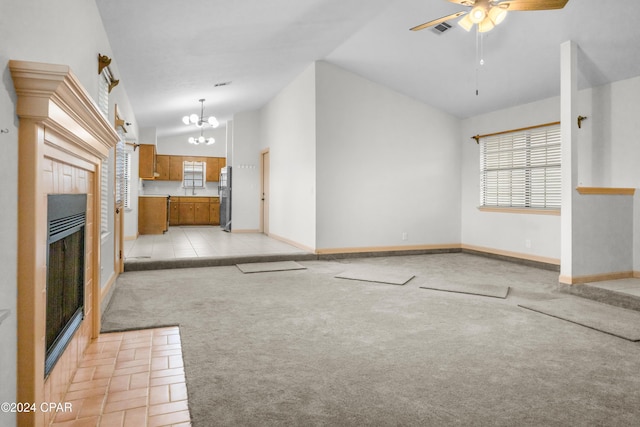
[139,144,157,179]
[206,157,219,182]
[155,155,170,180]
[169,156,183,181]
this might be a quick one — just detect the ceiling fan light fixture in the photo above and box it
[458,14,474,32]
[478,16,495,32]
[469,6,487,24]
[206,138,215,145]
[488,6,507,25]
[182,116,190,125]
[189,113,198,124]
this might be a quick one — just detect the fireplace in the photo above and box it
[45,194,87,376]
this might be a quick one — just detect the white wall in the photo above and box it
[258,63,317,249]
[231,111,262,231]
[315,61,461,250]
[461,97,562,262]
[574,75,640,274]
[0,0,138,423]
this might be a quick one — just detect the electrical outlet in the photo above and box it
[402,232,408,241]
[525,239,531,248]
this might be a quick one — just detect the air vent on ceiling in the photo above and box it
[431,21,452,35]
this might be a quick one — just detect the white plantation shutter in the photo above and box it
[480,124,561,209]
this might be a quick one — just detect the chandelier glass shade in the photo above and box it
[182,98,219,129]
[188,128,215,145]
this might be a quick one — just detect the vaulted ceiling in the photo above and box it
[96,0,640,138]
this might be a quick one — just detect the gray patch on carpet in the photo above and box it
[519,297,640,341]
[420,282,510,299]
[335,269,415,285]
[236,260,307,273]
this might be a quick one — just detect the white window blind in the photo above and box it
[115,136,125,208]
[100,159,109,234]
[123,151,131,209]
[98,70,110,117]
[183,161,206,189]
[480,124,561,209]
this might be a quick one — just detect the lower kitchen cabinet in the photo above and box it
[169,196,220,226]
[209,199,220,226]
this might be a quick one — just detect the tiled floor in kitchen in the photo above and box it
[52,327,189,427]
[124,226,308,261]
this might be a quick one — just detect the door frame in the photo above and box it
[260,148,270,234]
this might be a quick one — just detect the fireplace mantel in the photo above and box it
[10,60,119,427]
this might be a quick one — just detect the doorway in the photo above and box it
[261,149,270,235]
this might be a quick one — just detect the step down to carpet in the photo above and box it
[519,297,640,341]
[420,282,509,299]
[559,281,640,313]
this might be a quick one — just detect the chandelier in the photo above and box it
[182,98,219,128]
[188,128,214,145]
[458,0,508,33]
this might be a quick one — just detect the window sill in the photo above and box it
[478,206,560,216]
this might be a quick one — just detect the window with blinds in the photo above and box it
[479,123,561,209]
[100,159,109,235]
[98,70,110,117]
[115,136,125,208]
[123,150,131,209]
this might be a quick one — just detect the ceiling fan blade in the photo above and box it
[497,0,569,11]
[447,0,475,5]
[410,11,468,31]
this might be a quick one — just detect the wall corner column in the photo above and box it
[559,40,579,284]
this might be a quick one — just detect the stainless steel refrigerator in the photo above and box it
[219,166,231,232]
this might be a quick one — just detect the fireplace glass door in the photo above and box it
[46,194,87,376]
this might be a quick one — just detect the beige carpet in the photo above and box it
[102,253,640,426]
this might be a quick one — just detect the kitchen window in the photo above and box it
[183,161,206,189]
[479,123,561,210]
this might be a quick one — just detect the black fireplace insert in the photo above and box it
[45,194,86,376]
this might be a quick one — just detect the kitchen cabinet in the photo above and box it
[169,199,180,224]
[194,201,210,224]
[206,157,219,182]
[156,155,170,180]
[139,144,156,179]
[209,198,220,226]
[138,196,168,234]
[169,156,183,181]
[168,196,220,226]
[156,155,226,182]
[179,202,195,225]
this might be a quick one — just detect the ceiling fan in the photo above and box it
[410,0,569,33]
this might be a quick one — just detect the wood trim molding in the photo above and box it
[576,187,636,196]
[559,271,634,285]
[267,233,315,253]
[461,244,560,266]
[478,206,560,216]
[10,60,119,160]
[316,243,461,255]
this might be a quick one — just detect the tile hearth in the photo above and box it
[51,327,190,427]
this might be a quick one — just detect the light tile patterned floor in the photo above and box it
[52,327,190,427]
[125,226,307,261]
